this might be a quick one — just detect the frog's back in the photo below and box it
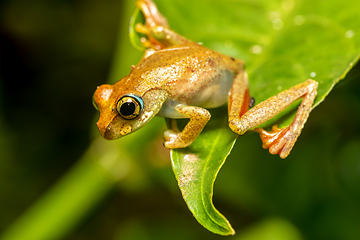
[127,44,241,108]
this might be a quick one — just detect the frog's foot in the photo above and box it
[254,125,296,159]
[135,0,169,49]
[136,0,169,29]
[163,119,193,148]
[135,24,153,49]
[135,24,167,49]
[135,0,193,49]
[163,129,193,149]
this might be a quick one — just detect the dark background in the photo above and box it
[0,0,123,236]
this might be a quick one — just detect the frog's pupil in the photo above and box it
[120,102,136,116]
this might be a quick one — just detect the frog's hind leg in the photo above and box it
[228,68,252,121]
[135,0,193,49]
[253,80,317,158]
[228,73,318,159]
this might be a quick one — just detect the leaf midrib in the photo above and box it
[199,119,232,231]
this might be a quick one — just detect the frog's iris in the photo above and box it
[116,94,143,120]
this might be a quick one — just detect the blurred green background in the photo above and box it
[1,0,360,240]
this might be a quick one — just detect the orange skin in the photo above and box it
[93,0,318,158]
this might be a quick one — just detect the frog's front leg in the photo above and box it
[228,69,318,158]
[164,105,211,148]
[135,0,193,49]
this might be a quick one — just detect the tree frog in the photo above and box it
[93,0,318,159]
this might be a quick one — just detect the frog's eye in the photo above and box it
[116,94,143,120]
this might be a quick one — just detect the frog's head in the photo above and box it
[93,84,146,140]
[93,83,168,140]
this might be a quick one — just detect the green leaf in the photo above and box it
[151,0,360,127]
[129,6,146,51]
[170,108,237,236]
[129,0,360,235]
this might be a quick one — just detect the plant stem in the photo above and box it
[0,139,126,240]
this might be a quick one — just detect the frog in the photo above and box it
[93,0,318,159]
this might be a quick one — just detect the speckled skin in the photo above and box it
[93,0,318,158]
[121,44,241,109]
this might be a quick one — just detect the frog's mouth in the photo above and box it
[97,116,134,140]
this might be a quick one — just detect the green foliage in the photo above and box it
[170,108,237,235]
[1,0,360,239]
[129,8,146,51]
[130,0,360,235]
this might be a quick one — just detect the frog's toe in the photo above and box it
[163,130,178,148]
[136,0,169,28]
[135,23,150,35]
[163,130,191,149]
[255,125,295,159]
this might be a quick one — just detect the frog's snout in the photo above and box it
[99,124,114,140]
[96,119,111,140]
[93,83,136,140]
[97,118,133,140]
